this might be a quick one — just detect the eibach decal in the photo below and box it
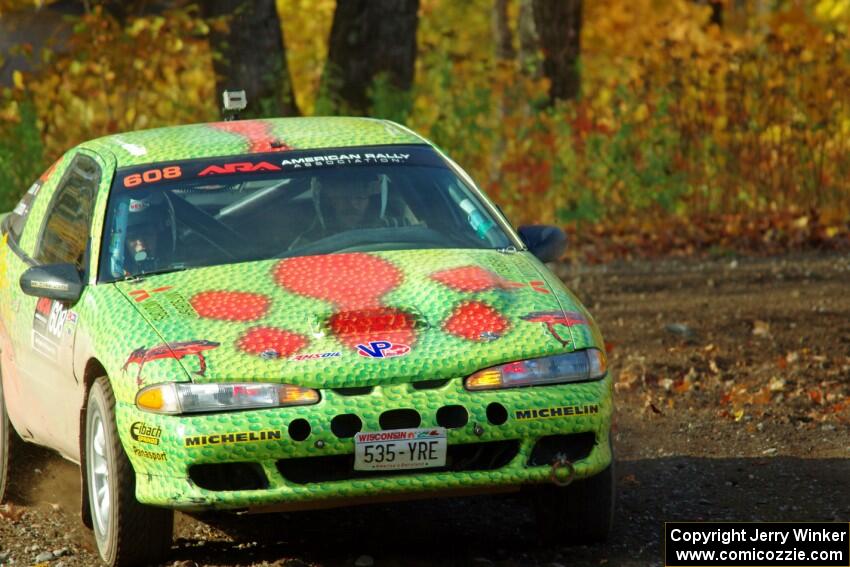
[130,421,162,445]
[521,311,587,346]
[122,340,220,385]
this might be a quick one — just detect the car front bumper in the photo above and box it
[117,376,613,511]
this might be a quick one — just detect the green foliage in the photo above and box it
[368,73,413,124]
[0,100,44,211]
[1,0,848,236]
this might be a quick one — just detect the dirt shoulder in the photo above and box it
[1,251,848,566]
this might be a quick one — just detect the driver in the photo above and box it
[290,170,387,248]
[109,194,175,277]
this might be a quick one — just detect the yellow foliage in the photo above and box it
[23,6,216,160]
[277,0,335,114]
[1,0,847,227]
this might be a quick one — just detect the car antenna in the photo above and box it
[222,89,247,121]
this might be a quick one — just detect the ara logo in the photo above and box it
[356,341,410,359]
[199,161,282,176]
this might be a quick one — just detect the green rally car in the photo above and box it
[0,117,613,566]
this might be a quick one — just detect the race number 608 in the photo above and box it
[124,166,182,188]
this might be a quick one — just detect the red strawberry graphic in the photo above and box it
[328,307,417,348]
[209,120,291,153]
[237,327,308,357]
[443,301,510,342]
[191,290,271,322]
[274,253,403,309]
[431,266,522,292]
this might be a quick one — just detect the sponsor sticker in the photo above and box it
[184,429,281,447]
[514,404,599,421]
[199,161,281,176]
[290,351,341,361]
[131,446,167,461]
[31,299,68,360]
[130,421,162,445]
[280,152,410,170]
[356,341,410,359]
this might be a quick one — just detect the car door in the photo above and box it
[0,153,71,447]
[6,150,102,457]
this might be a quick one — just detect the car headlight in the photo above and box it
[135,382,320,414]
[464,349,607,391]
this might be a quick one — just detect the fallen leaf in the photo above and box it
[752,320,770,337]
[0,503,25,522]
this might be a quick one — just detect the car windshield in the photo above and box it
[98,145,514,281]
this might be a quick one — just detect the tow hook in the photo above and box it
[549,456,575,487]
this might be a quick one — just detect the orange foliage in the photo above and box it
[0,0,847,259]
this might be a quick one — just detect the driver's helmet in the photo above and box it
[109,193,176,276]
[312,169,387,230]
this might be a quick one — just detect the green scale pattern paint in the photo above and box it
[73,247,613,509]
[5,116,612,510]
[82,117,425,168]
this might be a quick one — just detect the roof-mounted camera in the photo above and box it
[222,90,247,121]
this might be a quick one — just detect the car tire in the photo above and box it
[86,376,173,567]
[0,371,13,503]
[532,459,615,545]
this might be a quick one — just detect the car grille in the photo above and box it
[276,440,520,484]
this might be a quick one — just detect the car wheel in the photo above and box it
[532,460,615,545]
[0,372,13,503]
[86,376,173,567]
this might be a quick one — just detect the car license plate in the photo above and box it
[353,428,447,471]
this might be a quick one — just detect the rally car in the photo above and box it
[0,116,613,566]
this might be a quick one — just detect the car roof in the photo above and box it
[81,116,429,168]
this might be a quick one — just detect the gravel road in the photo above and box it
[1,251,848,566]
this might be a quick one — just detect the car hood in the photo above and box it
[114,249,596,388]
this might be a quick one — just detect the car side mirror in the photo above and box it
[518,225,567,263]
[20,263,84,304]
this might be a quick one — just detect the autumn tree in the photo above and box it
[532,0,582,103]
[319,0,419,121]
[202,0,299,118]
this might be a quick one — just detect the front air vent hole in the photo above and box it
[379,409,421,430]
[486,402,508,426]
[331,414,363,438]
[436,405,469,429]
[412,379,450,390]
[288,418,311,441]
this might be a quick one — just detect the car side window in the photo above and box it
[2,156,65,245]
[34,154,100,271]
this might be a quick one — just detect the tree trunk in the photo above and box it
[518,0,540,77]
[202,0,299,118]
[532,0,582,103]
[492,0,515,62]
[320,0,419,120]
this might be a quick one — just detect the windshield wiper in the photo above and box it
[125,264,189,282]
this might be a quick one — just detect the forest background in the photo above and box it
[0,0,848,262]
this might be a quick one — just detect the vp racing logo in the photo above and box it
[356,340,410,359]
